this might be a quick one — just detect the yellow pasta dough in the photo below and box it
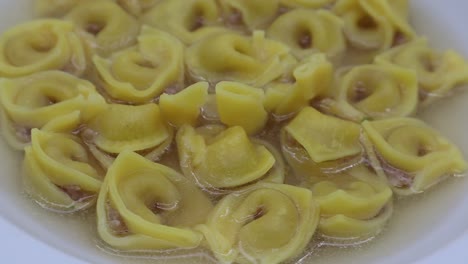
[35,0,81,17]
[219,0,280,30]
[362,118,468,195]
[333,0,415,50]
[267,9,345,58]
[23,129,102,212]
[264,53,333,116]
[186,31,297,87]
[375,38,468,103]
[305,165,393,240]
[280,0,335,8]
[0,19,86,77]
[97,151,213,250]
[117,0,160,16]
[65,0,140,56]
[93,26,184,103]
[0,70,106,150]
[141,0,225,45]
[160,82,209,128]
[215,81,268,135]
[327,64,418,122]
[176,125,283,191]
[197,182,319,264]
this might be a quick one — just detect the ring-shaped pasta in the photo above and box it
[159,82,209,128]
[93,26,184,104]
[375,38,468,103]
[281,107,363,178]
[304,165,393,242]
[97,151,213,250]
[176,125,284,193]
[333,0,415,50]
[362,118,468,195]
[267,9,346,59]
[84,103,173,168]
[23,129,102,213]
[141,0,226,45]
[0,71,106,150]
[65,0,140,56]
[328,64,418,122]
[196,182,319,264]
[280,0,335,8]
[264,54,333,117]
[215,81,268,135]
[219,0,280,30]
[0,19,86,77]
[35,0,80,17]
[186,31,297,87]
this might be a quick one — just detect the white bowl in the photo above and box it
[1,0,468,263]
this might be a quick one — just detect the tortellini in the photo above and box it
[176,125,284,192]
[215,81,268,135]
[186,31,297,87]
[197,182,319,264]
[141,0,225,45]
[267,9,346,58]
[327,64,418,122]
[306,165,393,240]
[362,118,468,195]
[160,82,209,128]
[333,0,415,50]
[264,54,333,117]
[65,0,140,56]
[375,38,468,103]
[23,129,102,212]
[93,26,184,103]
[35,0,80,17]
[0,71,106,149]
[85,104,172,168]
[97,151,213,250]
[219,0,280,30]
[0,19,86,77]
[281,107,363,177]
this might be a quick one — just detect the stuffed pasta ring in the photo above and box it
[97,151,213,250]
[0,71,106,150]
[362,118,468,195]
[23,129,102,213]
[0,19,86,77]
[93,26,184,103]
[197,182,319,264]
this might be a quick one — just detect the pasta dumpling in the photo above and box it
[333,0,415,50]
[0,71,106,150]
[375,38,468,103]
[65,0,140,56]
[219,0,280,30]
[197,182,319,264]
[264,54,333,117]
[23,129,102,212]
[281,107,363,177]
[141,0,225,45]
[93,26,184,103]
[85,104,172,168]
[326,64,418,122]
[215,81,268,135]
[0,19,86,77]
[267,9,345,58]
[35,0,81,17]
[160,82,209,128]
[362,118,468,195]
[176,125,284,192]
[280,0,335,8]
[186,31,296,87]
[306,165,393,240]
[97,151,213,250]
